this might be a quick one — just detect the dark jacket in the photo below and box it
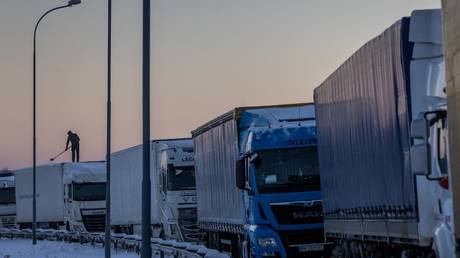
[66,133,80,149]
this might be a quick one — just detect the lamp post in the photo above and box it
[141,0,152,257]
[32,0,82,245]
[105,0,112,257]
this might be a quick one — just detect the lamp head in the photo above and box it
[68,0,82,6]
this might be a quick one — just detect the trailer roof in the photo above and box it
[14,163,62,175]
[14,161,104,175]
[191,102,314,137]
[111,137,192,157]
[63,161,106,183]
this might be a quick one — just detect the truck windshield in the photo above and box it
[167,165,196,190]
[255,147,320,193]
[72,182,106,201]
[0,187,15,205]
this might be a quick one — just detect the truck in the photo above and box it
[111,138,200,241]
[192,103,325,258]
[314,9,456,258]
[442,0,460,252]
[14,162,106,232]
[0,171,16,228]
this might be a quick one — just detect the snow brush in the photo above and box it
[50,148,68,162]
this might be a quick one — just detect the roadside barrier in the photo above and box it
[0,228,229,258]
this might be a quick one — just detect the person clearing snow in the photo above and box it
[66,131,80,162]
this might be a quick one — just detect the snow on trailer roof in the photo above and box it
[14,163,62,175]
[111,137,192,157]
[152,138,193,152]
[63,161,105,173]
[238,104,315,128]
[191,102,315,137]
[14,161,106,184]
[63,161,106,184]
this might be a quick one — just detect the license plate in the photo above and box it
[298,243,324,252]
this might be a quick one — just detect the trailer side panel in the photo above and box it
[15,164,64,223]
[193,117,244,231]
[314,19,415,221]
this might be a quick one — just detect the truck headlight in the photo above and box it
[257,237,278,248]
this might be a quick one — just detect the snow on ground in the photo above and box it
[0,239,139,258]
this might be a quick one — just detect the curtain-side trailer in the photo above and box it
[314,9,456,258]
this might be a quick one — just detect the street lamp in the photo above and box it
[32,0,82,245]
[141,0,152,257]
[105,0,112,257]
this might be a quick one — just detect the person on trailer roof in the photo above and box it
[66,130,80,162]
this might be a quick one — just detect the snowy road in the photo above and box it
[0,239,139,258]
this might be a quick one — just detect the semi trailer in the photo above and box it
[0,171,16,228]
[14,162,106,232]
[314,9,456,258]
[111,139,200,241]
[192,104,325,258]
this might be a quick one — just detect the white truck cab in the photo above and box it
[111,138,200,242]
[158,144,198,241]
[407,10,456,258]
[63,162,106,232]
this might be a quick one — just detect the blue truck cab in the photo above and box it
[234,104,324,258]
[193,103,324,258]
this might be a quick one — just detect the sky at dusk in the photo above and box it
[0,0,441,169]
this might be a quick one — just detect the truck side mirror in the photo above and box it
[410,143,430,175]
[410,118,431,176]
[410,118,429,139]
[235,159,245,190]
[67,184,73,200]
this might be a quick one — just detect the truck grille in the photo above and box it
[278,229,324,246]
[178,207,197,220]
[0,215,16,228]
[81,212,105,232]
[270,201,323,225]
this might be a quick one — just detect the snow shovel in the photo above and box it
[50,148,69,162]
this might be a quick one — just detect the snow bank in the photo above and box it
[0,239,138,258]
